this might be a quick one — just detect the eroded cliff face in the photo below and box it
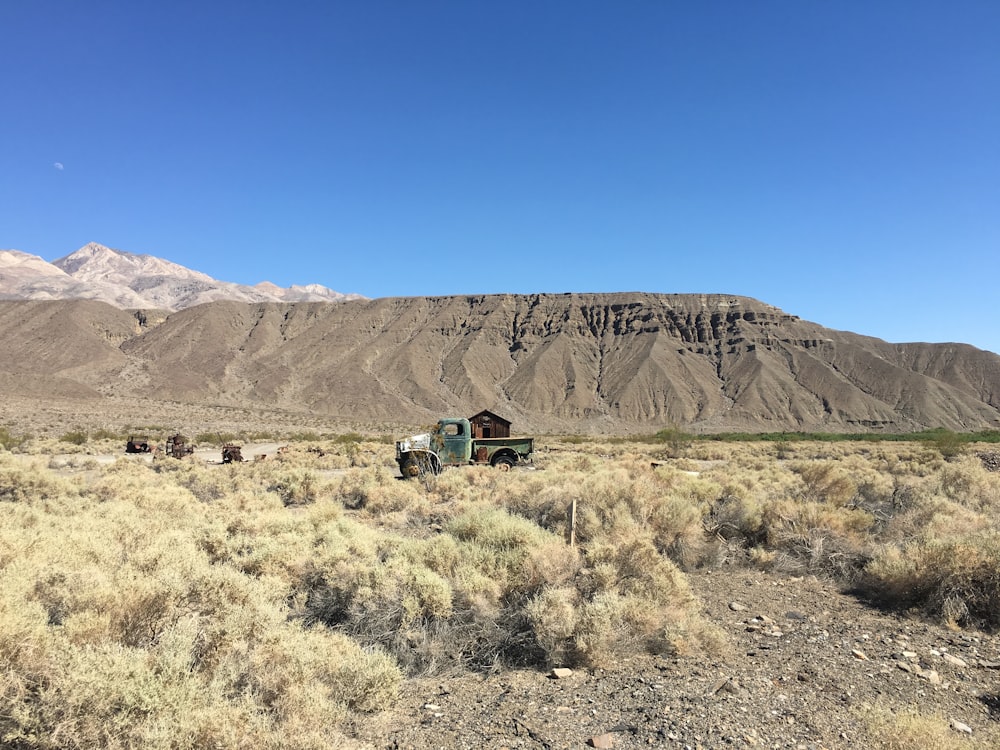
[2,294,998,433]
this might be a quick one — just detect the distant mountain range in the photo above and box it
[1,242,999,434]
[0,242,363,310]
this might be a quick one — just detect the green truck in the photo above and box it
[395,417,534,477]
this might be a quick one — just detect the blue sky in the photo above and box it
[3,1,999,353]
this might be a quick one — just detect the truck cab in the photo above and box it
[433,418,474,465]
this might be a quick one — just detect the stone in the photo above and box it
[588,733,615,748]
[950,720,973,734]
[550,668,574,679]
[729,601,747,611]
[708,677,732,695]
[942,653,968,669]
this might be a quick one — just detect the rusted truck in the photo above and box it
[396,417,533,478]
[221,443,243,464]
[164,434,194,459]
[125,436,151,454]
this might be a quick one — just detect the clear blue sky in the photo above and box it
[3,1,998,353]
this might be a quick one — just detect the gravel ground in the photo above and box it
[350,569,1000,749]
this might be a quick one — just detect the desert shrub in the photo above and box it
[887,474,934,515]
[0,457,403,750]
[442,507,564,593]
[535,466,717,569]
[649,474,722,568]
[196,506,332,579]
[333,432,364,445]
[926,428,967,460]
[521,538,581,593]
[296,499,714,674]
[774,440,792,459]
[288,430,324,442]
[756,497,874,579]
[337,468,429,519]
[269,468,322,506]
[150,456,261,504]
[705,490,768,553]
[878,493,991,554]
[563,537,725,665]
[861,532,1000,629]
[58,428,88,445]
[938,455,1000,511]
[424,464,512,507]
[1,616,396,749]
[195,432,237,445]
[446,506,554,553]
[791,460,858,506]
[183,465,239,502]
[0,457,81,505]
[247,627,400,716]
[654,425,692,457]
[0,425,30,451]
[570,469,656,543]
[290,436,386,469]
[299,550,461,675]
[704,478,875,580]
[571,591,665,665]
[524,586,579,665]
[333,465,420,511]
[584,537,692,602]
[503,478,574,538]
[87,459,202,513]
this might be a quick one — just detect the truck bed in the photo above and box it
[473,437,533,449]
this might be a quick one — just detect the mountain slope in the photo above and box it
[1,294,997,433]
[0,243,362,310]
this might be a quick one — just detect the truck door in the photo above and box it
[436,420,470,465]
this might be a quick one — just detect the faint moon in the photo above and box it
[54,162,64,170]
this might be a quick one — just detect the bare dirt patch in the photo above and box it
[352,569,1000,749]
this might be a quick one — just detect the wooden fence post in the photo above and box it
[568,498,577,547]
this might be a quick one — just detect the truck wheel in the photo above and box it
[492,455,515,471]
[401,459,422,478]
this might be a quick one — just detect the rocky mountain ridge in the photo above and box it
[0,293,998,434]
[0,242,362,311]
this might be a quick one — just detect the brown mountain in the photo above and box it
[1,293,998,434]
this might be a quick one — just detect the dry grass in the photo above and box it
[860,705,989,750]
[4,432,1000,747]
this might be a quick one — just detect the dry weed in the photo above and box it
[860,705,988,750]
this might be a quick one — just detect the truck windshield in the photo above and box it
[442,422,463,436]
